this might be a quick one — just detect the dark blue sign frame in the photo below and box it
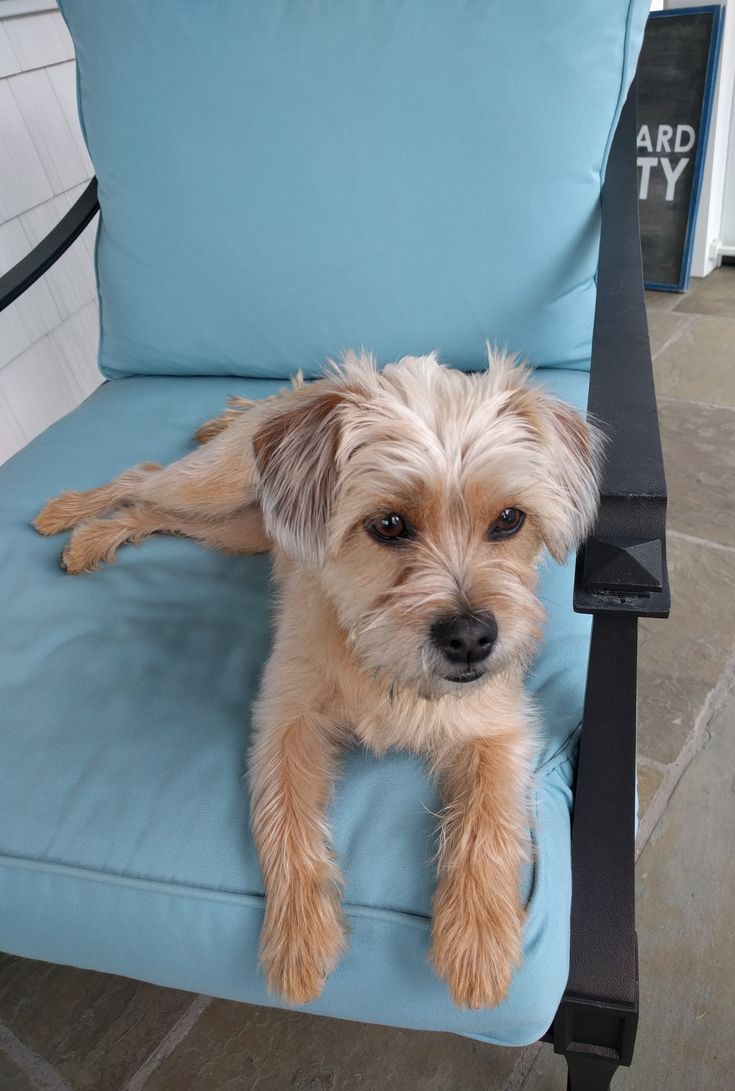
[642,6,723,292]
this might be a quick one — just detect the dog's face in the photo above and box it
[254,351,601,698]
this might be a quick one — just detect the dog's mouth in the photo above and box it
[444,669,484,685]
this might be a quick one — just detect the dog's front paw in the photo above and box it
[260,881,347,1005]
[59,520,120,574]
[431,882,524,1009]
[33,492,91,536]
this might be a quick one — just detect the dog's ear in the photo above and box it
[485,350,603,562]
[537,398,603,563]
[253,387,346,566]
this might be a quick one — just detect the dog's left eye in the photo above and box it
[367,513,412,543]
[488,507,525,540]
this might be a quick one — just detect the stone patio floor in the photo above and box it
[1,267,734,1090]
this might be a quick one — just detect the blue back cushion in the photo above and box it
[61,0,649,380]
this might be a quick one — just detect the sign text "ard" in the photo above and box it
[637,124,696,201]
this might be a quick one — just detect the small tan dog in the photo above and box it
[34,350,601,1010]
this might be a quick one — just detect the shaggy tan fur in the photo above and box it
[34,350,601,1009]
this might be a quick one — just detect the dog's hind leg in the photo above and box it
[59,503,270,574]
[36,374,315,545]
[195,373,306,444]
[194,396,257,444]
[34,462,163,536]
[35,415,259,537]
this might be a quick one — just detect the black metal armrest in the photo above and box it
[0,179,100,314]
[575,83,670,619]
[548,612,639,1077]
[546,81,671,1083]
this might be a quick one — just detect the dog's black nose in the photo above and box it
[430,612,498,666]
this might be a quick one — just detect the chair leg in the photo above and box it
[566,1053,620,1091]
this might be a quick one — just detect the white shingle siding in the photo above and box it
[47,59,91,168]
[0,217,62,355]
[3,8,73,71]
[0,79,54,219]
[0,5,100,467]
[9,68,91,192]
[20,193,97,317]
[0,22,22,78]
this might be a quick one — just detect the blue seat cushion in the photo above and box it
[60,0,648,380]
[0,370,591,1045]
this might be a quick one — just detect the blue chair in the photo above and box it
[0,4,669,1087]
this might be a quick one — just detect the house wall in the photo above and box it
[0,3,100,467]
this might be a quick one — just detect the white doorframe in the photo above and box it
[719,79,735,254]
[663,0,734,275]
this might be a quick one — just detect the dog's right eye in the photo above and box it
[366,513,412,543]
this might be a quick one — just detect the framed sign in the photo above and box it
[637,6,723,291]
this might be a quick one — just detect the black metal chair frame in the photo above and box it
[0,80,668,1091]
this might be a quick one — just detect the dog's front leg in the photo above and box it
[249,694,346,1005]
[431,725,533,1009]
